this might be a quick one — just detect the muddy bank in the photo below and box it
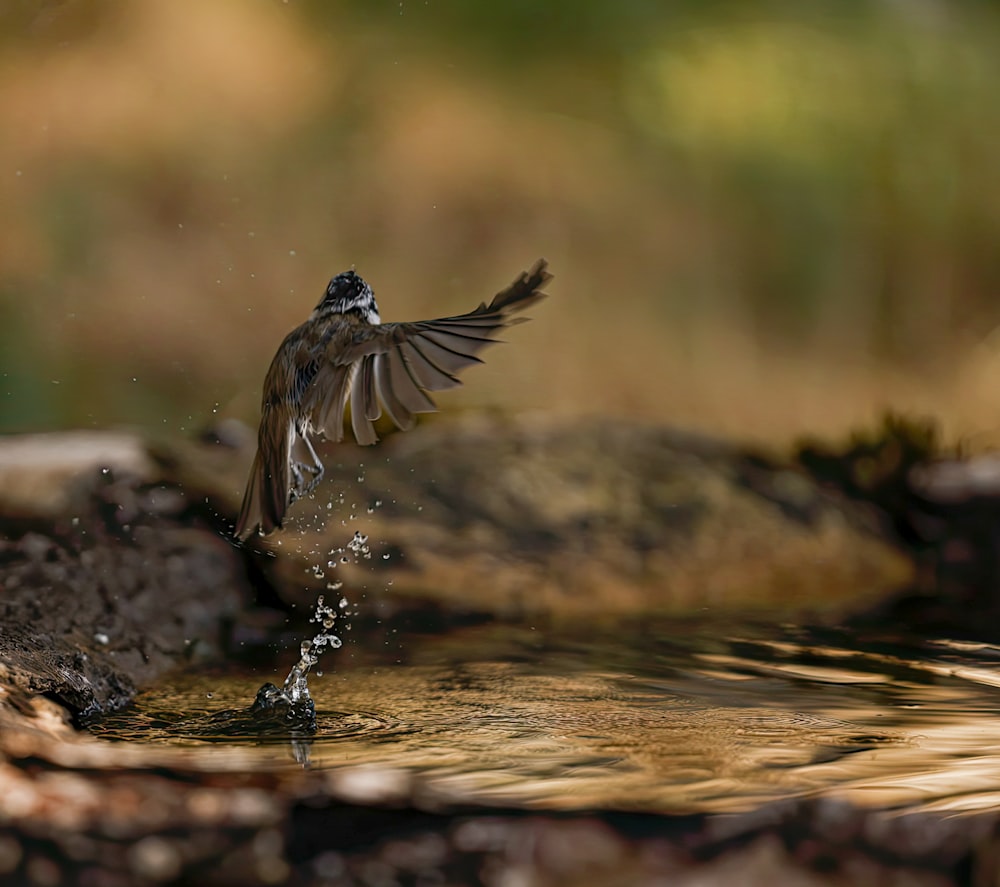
[0,432,246,720]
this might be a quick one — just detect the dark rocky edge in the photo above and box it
[0,431,246,722]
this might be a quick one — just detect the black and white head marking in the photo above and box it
[317,270,381,324]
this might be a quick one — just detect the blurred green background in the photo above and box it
[2,0,1000,446]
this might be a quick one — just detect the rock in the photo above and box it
[226,416,913,621]
[794,415,1000,637]
[0,431,247,720]
[0,430,155,520]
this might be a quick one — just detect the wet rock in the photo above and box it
[795,414,1000,637]
[0,430,155,521]
[0,432,246,721]
[217,416,913,621]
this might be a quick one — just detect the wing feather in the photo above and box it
[306,363,355,441]
[350,356,380,445]
[339,259,551,439]
[403,331,487,379]
[374,352,415,430]
[399,339,463,390]
[386,344,437,412]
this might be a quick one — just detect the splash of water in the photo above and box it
[248,594,344,735]
[250,522,378,735]
[282,594,343,704]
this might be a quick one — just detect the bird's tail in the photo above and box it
[233,418,290,541]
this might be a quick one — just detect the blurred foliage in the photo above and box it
[323,0,673,62]
[630,6,1000,346]
[2,0,1000,447]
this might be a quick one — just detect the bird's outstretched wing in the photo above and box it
[310,258,551,445]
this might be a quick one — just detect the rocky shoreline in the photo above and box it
[0,416,997,885]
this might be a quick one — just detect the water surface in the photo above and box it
[88,621,1000,814]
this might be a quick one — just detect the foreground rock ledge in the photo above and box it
[0,699,994,887]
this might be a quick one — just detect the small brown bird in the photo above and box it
[234,259,552,540]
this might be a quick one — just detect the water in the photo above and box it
[242,537,361,728]
[281,593,344,708]
[86,621,1000,814]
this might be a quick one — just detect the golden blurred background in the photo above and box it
[3,0,1000,447]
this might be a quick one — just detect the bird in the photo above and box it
[233,259,552,540]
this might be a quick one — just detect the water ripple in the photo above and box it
[85,623,1000,813]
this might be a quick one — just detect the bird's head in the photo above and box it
[316,270,381,324]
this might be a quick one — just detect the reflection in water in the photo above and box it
[87,624,1000,814]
